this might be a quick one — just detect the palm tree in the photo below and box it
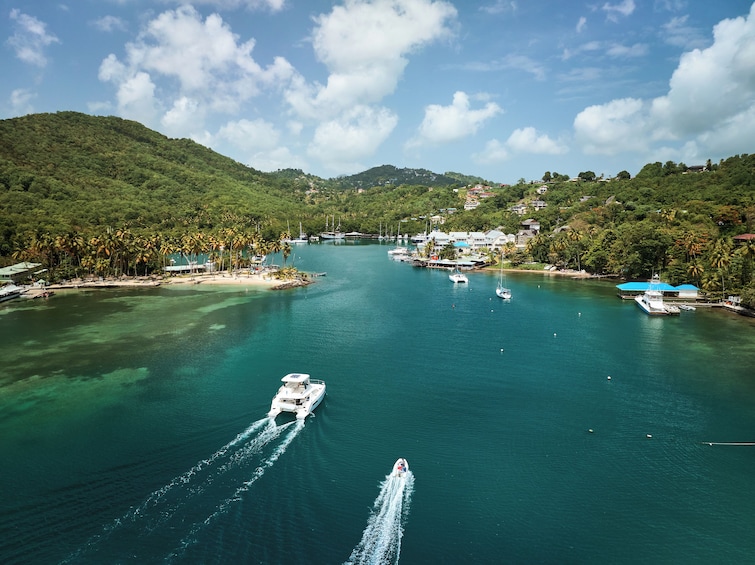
[709,238,733,301]
[687,261,704,286]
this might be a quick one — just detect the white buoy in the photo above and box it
[646,434,653,438]
[607,376,612,380]
[554,333,557,337]
[588,429,594,433]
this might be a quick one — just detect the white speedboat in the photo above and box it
[268,373,326,420]
[392,458,409,477]
[449,269,468,283]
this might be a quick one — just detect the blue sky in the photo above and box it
[2,1,755,183]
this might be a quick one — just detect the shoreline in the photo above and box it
[481,266,597,279]
[38,271,307,293]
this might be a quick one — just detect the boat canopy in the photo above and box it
[281,372,310,384]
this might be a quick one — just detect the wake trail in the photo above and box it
[63,416,297,563]
[167,419,305,562]
[345,470,414,565]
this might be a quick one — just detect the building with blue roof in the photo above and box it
[616,280,699,299]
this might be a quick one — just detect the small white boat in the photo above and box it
[268,373,326,420]
[495,284,512,300]
[392,458,409,477]
[679,304,696,311]
[449,269,468,283]
[388,246,409,260]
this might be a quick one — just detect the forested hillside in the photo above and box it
[0,111,305,252]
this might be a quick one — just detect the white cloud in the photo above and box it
[285,0,457,121]
[116,71,160,124]
[92,15,127,33]
[453,55,546,80]
[574,97,648,155]
[473,139,509,164]
[662,15,707,49]
[308,105,398,172]
[651,4,755,137]
[411,91,502,146]
[165,0,286,11]
[98,5,294,128]
[216,118,281,152]
[247,146,307,173]
[576,16,587,33]
[506,127,568,154]
[9,88,36,115]
[209,118,299,171]
[161,96,204,136]
[606,42,648,57]
[561,41,602,61]
[474,127,567,164]
[7,9,60,67]
[602,0,636,22]
[500,54,546,81]
[574,3,755,161]
[481,1,517,15]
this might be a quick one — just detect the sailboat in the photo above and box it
[495,255,512,299]
[320,215,345,240]
[290,222,308,244]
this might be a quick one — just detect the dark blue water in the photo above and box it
[1,242,755,564]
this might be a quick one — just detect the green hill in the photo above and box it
[0,111,305,253]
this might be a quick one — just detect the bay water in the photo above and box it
[1,242,755,564]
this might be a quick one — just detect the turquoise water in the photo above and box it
[2,242,755,564]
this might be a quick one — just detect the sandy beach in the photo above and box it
[38,271,306,293]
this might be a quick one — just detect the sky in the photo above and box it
[2,1,755,184]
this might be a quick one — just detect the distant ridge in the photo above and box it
[331,165,460,189]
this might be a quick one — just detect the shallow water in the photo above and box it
[2,242,755,564]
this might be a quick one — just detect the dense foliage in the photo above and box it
[1,112,754,306]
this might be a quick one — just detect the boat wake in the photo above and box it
[345,464,414,565]
[63,417,304,564]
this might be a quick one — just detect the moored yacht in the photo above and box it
[449,269,468,283]
[268,373,326,420]
[635,274,679,315]
[495,284,512,300]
